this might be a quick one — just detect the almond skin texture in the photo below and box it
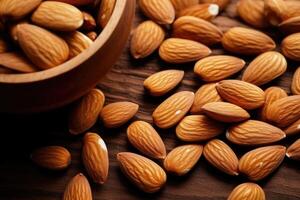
[202,102,250,123]
[266,95,300,128]
[222,27,276,55]
[170,0,199,13]
[239,145,286,181]
[17,24,69,69]
[159,38,212,63]
[284,118,300,136]
[173,16,223,46]
[82,133,109,184]
[286,0,300,18]
[203,139,239,176]
[31,146,71,170]
[139,0,175,24]
[127,121,166,159]
[131,21,165,59]
[286,139,300,160]
[31,1,83,31]
[153,91,194,129]
[63,173,92,200]
[200,0,230,10]
[194,55,245,82]
[0,0,41,20]
[228,183,266,200]
[292,67,300,95]
[117,152,167,193]
[227,120,286,146]
[177,3,219,21]
[69,89,105,135]
[55,0,94,6]
[264,0,288,26]
[282,33,300,61]
[191,83,222,114]
[242,51,287,86]
[176,115,225,142]
[279,16,300,35]
[216,80,265,110]
[63,31,93,58]
[144,70,184,96]
[0,52,38,73]
[98,0,116,28]
[164,144,203,176]
[100,102,139,128]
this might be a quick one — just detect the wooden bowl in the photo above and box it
[0,0,136,113]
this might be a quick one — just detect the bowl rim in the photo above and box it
[0,0,126,84]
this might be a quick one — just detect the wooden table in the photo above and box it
[0,1,299,199]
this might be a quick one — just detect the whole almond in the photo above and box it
[153,91,194,128]
[292,67,300,95]
[239,145,286,181]
[194,55,245,82]
[100,102,139,128]
[159,38,211,63]
[266,95,300,127]
[264,0,288,26]
[202,102,250,123]
[286,139,300,160]
[31,146,71,170]
[117,152,167,193]
[191,83,222,114]
[227,120,286,146]
[81,11,96,31]
[170,0,199,13]
[176,115,225,142]
[63,31,93,58]
[131,21,165,59]
[216,80,265,110]
[127,121,166,159]
[144,70,184,96]
[282,33,300,61]
[222,27,276,55]
[63,173,92,200]
[242,51,287,86]
[173,16,223,46]
[55,0,94,6]
[200,0,230,10]
[98,0,116,28]
[0,52,38,73]
[177,3,219,21]
[164,144,203,176]
[284,118,300,136]
[139,0,175,24]
[0,0,41,20]
[203,139,239,176]
[228,183,266,200]
[69,89,105,135]
[82,133,109,184]
[279,16,300,35]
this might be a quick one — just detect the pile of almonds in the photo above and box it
[0,0,116,73]
[28,0,300,199]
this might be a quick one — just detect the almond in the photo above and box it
[0,35,8,53]
[282,33,300,61]
[194,55,245,82]
[86,31,97,41]
[227,120,286,146]
[63,173,92,200]
[127,121,166,159]
[286,139,300,160]
[0,0,41,20]
[139,0,175,24]
[279,16,300,35]
[238,145,286,181]
[152,91,194,128]
[228,183,266,200]
[200,0,230,10]
[31,1,83,32]
[31,146,71,170]
[203,139,239,176]
[176,115,225,142]
[82,132,109,184]
[170,0,199,13]
[81,11,96,31]
[286,0,300,18]
[69,89,105,135]
[292,67,300,95]
[100,102,139,128]
[17,24,69,69]
[216,80,265,110]
[284,118,300,136]
[144,70,184,96]
[117,152,167,193]
[242,51,287,86]
[202,102,250,123]
[266,95,300,127]
[55,0,94,6]
[191,83,222,114]
[163,144,203,176]
[177,3,219,21]
[63,31,93,58]
[98,0,116,28]
[222,27,276,55]
[159,38,211,63]
[264,0,289,26]
[131,21,165,59]
[0,52,38,73]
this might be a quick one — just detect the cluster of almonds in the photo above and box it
[0,0,115,73]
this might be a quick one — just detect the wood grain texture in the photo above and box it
[0,1,300,199]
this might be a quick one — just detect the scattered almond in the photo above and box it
[177,3,219,21]
[0,52,38,73]
[292,67,300,95]
[63,173,92,200]
[228,183,266,200]
[282,33,300,61]
[284,118,300,136]
[98,0,116,28]
[55,0,94,6]
[200,0,230,11]
[63,31,93,58]
[0,0,41,20]
[286,139,300,160]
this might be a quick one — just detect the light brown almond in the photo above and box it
[264,0,289,26]
[292,67,300,95]
[63,31,93,58]
[284,118,300,136]
[200,0,230,10]
[286,0,300,18]
[55,0,94,6]
[170,0,199,13]
[282,33,300,61]
[239,145,286,181]
[127,121,166,159]
[81,11,96,31]
[177,3,219,21]
[0,0,41,20]
[164,144,203,176]
[117,152,167,193]
[203,139,239,176]
[0,52,38,73]
[98,0,116,28]
[153,91,194,128]
[176,115,225,142]
[279,16,300,35]
[63,173,92,200]
[228,183,266,200]
[286,139,300,160]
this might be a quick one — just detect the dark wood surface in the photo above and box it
[0,1,300,199]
